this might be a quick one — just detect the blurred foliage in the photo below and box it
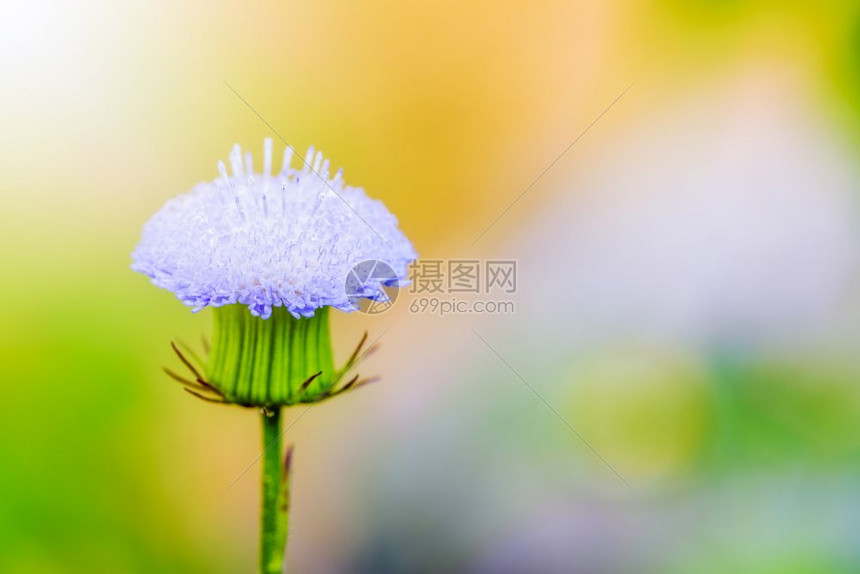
[704,355,860,472]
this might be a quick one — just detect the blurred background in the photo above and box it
[2,0,860,572]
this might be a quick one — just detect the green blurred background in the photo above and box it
[2,0,860,572]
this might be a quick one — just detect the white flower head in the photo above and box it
[132,139,417,319]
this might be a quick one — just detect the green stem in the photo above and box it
[260,408,287,574]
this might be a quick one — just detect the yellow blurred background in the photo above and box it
[2,0,860,572]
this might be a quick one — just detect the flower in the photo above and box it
[134,140,412,574]
[132,139,417,319]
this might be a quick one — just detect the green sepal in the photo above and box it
[206,305,336,407]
